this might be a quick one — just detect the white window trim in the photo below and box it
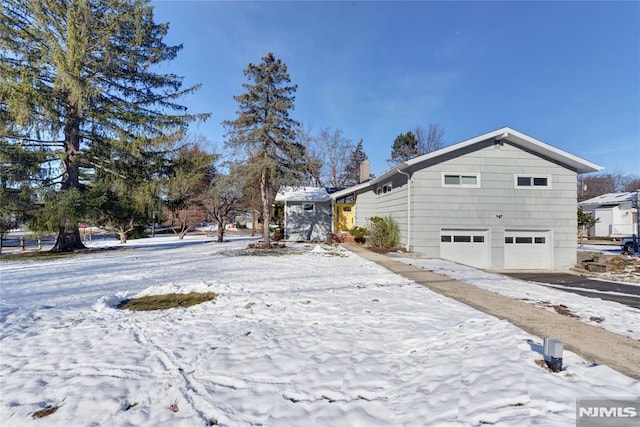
[513,174,552,189]
[441,172,481,188]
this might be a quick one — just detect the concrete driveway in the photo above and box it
[503,272,640,309]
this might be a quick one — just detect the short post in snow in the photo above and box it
[543,337,563,372]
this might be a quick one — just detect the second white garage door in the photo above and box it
[440,229,490,269]
[504,230,551,270]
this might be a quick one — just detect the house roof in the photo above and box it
[367,127,603,187]
[275,186,332,202]
[579,192,638,207]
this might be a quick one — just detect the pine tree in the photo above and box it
[388,131,420,165]
[0,0,208,251]
[344,139,368,186]
[223,52,306,247]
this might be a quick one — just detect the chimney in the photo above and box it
[359,160,370,183]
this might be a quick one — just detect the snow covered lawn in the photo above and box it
[1,236,638,426]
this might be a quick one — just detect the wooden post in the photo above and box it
[20,236,25,251]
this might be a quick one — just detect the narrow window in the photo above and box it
[454,235,472,243]
[343,207,351,212]
[444,175,460,185]
[505,237,514,244]
[515,175,551,188]
[303,203,314,211]
[535,237,546,244]
[515,237,533,244]
[443,173,480,187]
[460,175,477,185]
[441,235,452,242]
[473,235,485,243]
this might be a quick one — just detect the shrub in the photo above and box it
[367,216,400,248]
[348,226,367,243]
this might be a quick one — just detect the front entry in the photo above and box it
[334,203,355,232]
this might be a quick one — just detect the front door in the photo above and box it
[334,203,355,231]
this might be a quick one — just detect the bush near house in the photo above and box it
[348,226,367,243]
[367,216,400,248]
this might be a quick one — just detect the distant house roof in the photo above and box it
[579,192,638,207]
[275,187,332,202]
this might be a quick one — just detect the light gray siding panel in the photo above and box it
[284,201,332,241]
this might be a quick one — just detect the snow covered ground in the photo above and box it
[1,235,639,426]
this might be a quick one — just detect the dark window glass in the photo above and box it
[441,235,452,242]
[444,175,460,185]
[533,177,548,186]
[473,236,485,243]
[454,235,472,243]
[515,237,533,244]
[517,176,531,186]
[303,203,314,211]
[505,237,514,244]
[535,237,546,244]
[343,207,351,212]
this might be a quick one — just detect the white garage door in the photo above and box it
[504,230,550,270]
[440,229,490,269]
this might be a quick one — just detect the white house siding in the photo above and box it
[284,201,332,241]
[357,140,579,270]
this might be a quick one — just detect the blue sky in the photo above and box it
[151,1,639,178]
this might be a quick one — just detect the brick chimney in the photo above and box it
[359,160,370,183]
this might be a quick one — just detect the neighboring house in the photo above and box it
[275,187,333,241]
[579,192,639,238]
[332,127,602,270]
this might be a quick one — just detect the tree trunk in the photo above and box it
[118,231,127,244]
[217,222,225,242]
[52,102,85,252]
[50,227,86,252]
[261,170,270,247]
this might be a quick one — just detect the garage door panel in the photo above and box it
[504,230,550,270]
[440,229,490,269]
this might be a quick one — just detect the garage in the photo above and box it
[504,230,551,270]
[440,229,490,269]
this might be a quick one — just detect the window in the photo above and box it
[453,235,472,243]
[441,235,452,242]
[442,173,480,188]
[515,237,533,244]
[515,175,551,188]
[535,237,546,244]
[505,237,514,244]
[303,203,314,211]
[343,207,351,212]
[473,236,485,243]
[382,183,392,194]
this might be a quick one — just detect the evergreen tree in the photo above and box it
[344,139,368,186]
[388,131,420,165]
[223,52,306,247]
[0,0,208,251]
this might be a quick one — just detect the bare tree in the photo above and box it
[206,173,242,243]
[315,128,355,188]
[579,171,640,201]
[415,124,445,154]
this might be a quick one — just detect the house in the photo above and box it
[275,187,333,241]
[579,192,639,238]
[332,127,602,270]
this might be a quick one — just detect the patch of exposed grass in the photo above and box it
[32,404,61,419]
[118,292,217,311]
